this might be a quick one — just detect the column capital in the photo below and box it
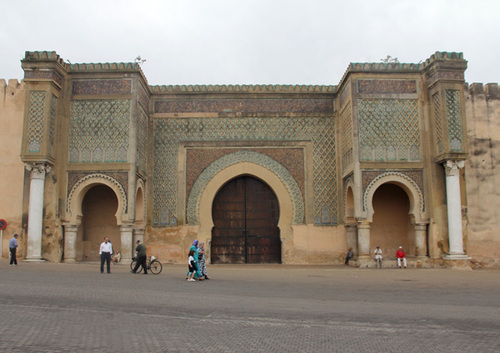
[356,219,371,229]
[62,223,79,232]
[345,223,357,230]
[443,160,465,176]
[412,222,428,230]
[25,162,52,179]
[120,222,134,230]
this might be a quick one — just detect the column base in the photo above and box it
[355,255,373,268]
[442,254,472,270]
[442,254,471,260]
[121,256,132,264]
[63,258,76,263]
[23,258,45,263]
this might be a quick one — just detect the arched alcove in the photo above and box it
[78,185,120,261]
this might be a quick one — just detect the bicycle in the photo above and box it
[130,256,163,275]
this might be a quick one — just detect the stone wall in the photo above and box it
[465,83,500,267]
[0,80,25,258]
[3,74,500,266]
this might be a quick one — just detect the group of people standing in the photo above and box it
[187,240,210,281]
[98,236,211,279]
[344,245,408,269]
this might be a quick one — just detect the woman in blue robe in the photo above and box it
[187,240,203,280]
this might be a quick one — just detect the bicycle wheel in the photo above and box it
[149,260,163,275]
[130,260,138,272]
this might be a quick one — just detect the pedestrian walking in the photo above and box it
[396,246,407,268]
[9,234,19,266]
[187,250,196,282]
[374,246,383,269]
[186,240,203,280]
[198,241,210,279]
[131,240,147,274]
[99,237,113,274]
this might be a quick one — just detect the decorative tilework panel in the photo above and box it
[432,92,444,153]
[48,94,57,157]
[138,87,149,113]
[339,104,353,171]
[357,80,417,94]
[25,70,53,80]
[362,170,424,210]
[27,91,46,153]
[427,71,464,86]
[358,99,420,162]
[185,148,305,205]
[69,100,130,163]
[24,70,63,86]
[186,150,304,225]
[445,90,464,152]
[67,172,128,211]
[136,107,148,172]
[154,99,333,114]
[153,117,337,226]
[72,80,132,95]
[338,81,351,109]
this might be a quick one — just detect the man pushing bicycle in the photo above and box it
[131,239,147,275]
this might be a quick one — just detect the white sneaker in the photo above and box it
[189,279,195,282]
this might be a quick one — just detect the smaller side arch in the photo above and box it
[67,174,128,226]
[364,172,424,223]
[344,178,355,224]
[135,179,145,224]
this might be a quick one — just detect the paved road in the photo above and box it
[0,260,499,352]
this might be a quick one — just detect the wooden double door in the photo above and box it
[211,176,281,264]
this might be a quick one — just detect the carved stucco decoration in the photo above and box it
[363,171,425,223]
[66,173,128,225]
[187,150,304,225]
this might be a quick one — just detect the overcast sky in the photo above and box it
[1,0,498,86]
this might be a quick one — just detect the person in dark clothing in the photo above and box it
[345,247,354,265]
[9,234,19,266]
[131,240,147,274]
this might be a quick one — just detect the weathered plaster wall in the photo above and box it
[0,79,25,258]
[465,83,500,267]
[145,224,346,265]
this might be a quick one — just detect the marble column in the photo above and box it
[120,224,134,262]
[25,163,51,262]
[63,224,78,263]
[132,227,144,246]
[345,223,358,256]
[356,220,371,267]
[443,160,469,259]
[414,223,428,257]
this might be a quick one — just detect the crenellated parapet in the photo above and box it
[338,51,466,88]
[0,79,23,97]
[70,62,140,71]
[467,82,500,100]
[23,51,69,68]
[22,51,149,87]
[423,51,464,66]
[150,84,336,94]
[69,62,148,85]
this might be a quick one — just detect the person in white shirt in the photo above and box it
[374,246,383,269]
[99,237,113,274]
